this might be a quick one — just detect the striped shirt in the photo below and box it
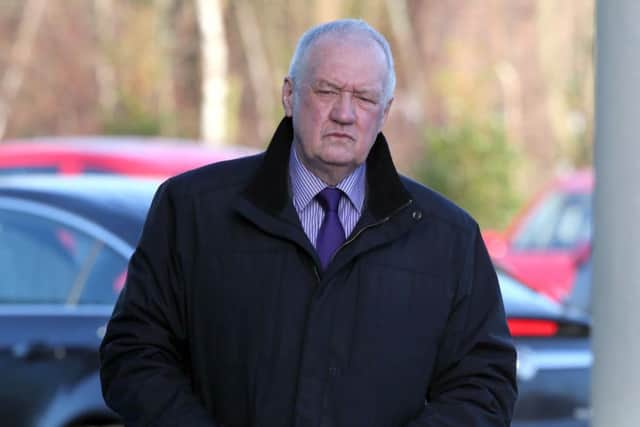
[289,145,366,247]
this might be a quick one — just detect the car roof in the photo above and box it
[0,175,159,246]
[0,136,259,176]
[1,135,256,153]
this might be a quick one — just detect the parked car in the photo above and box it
[484,169,593,302]
[0,175,158,427]
[0,136,257,178]
[563,255,593,318]
[501,267,591,427]
[0,174,591,426]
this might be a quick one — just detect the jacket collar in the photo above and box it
[242,117,411,220]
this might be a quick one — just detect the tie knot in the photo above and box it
[316,187,342,213]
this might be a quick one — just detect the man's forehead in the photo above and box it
[311,31,383,56]
[304,35,387,85]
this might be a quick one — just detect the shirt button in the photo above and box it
[412,210,423,221]
[328,367,338,376]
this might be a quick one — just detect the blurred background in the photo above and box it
[0,0,595,229]
[0,1,598,427]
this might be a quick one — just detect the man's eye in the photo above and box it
[358,96,378,105]
[317,89,338,96]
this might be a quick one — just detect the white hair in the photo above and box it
[287,19,396,103]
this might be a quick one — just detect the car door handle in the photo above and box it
[11,341,66,361]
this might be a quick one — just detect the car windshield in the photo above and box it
[512,191,592,251]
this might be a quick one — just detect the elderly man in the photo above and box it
[100,19,517,427]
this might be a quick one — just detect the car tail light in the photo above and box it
[508,319,559,337]
[508,318,590,338]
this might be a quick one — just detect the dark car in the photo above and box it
[563,256,592,318]
[502,268,592,427]
[0,175,591,426]
[0,175,158,427]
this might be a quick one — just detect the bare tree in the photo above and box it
[0,0,48,140]
[495,60,524,146]
[315,0,341,22]
[93,0,117,115]
[233,0,277,143]
[195,0,228,145]
[155,0,178,134]
[384,0,426,123]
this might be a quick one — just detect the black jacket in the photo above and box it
[100,117,517,427]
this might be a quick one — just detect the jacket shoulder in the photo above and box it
[162,152,264,199]
[400,175,478,233]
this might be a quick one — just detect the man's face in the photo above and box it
[282,34,393,185]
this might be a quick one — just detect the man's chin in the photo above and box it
[319,151,355,167]
[319,159,364,181]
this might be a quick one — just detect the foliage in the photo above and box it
[102,96,163,136]
[415,117,522,229]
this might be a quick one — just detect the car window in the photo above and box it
[0,208,126,305]
[512,191,592,251]
[0,166,58,175]
[81,166,114,174]
[78,245,127,305]
[566,259,592,315]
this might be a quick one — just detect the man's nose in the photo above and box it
[330,92,356,124]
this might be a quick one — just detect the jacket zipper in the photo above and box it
[338,199,414,252]
[313,265,321,283]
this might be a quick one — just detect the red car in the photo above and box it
[484,169,593,302]
[0,136,258,177]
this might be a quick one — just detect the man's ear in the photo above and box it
[282,77,294,117]
[380,97,393,128]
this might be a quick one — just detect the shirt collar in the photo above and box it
[289,144,366,214]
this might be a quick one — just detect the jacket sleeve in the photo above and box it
[406,224,518,427]
[99,181,217,427]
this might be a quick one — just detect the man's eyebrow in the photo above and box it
[353,88,380,97]
[314,80,381,96]
[314,80,342,90]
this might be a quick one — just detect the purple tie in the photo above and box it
[315,187,346,269]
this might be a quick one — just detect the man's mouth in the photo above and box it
[325,132,355,141]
